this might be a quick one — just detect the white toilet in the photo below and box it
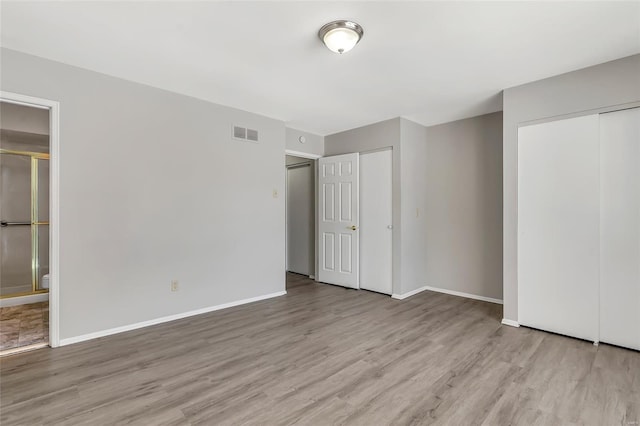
[42,274,50,289]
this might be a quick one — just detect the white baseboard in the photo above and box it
[309,275,316,280]
[0,293,49,308]
[59,290,287,346]
[501,318,520,328]
[392,285,503,305]
[392,286,429,300]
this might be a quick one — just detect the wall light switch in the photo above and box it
[171,280,179,292]
[273,189,278,198]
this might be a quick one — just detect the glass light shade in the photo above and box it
[322,27,360,54]
[318,20,363,54]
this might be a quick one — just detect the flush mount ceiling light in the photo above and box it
[318,20,364,54]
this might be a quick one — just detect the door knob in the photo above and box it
[348,225,358,231]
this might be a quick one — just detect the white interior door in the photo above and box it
[360,149,392,295]
[286,163,312,276]
[518,114,600,342]
[599,107,640,350]
[318,153,359,289]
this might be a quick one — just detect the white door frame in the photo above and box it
[1,91,60,348]
[286,161,312,275]
[285,149,321,279]
[285,149,321,160]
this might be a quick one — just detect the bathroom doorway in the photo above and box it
[0,98,54,354]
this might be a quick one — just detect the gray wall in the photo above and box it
[324,118,402,295]
[1,130,49,153]
[0,101,49,135]
[1,48,286,340]
[286,127,324,157]
[325,115,503,300]
[402,113,503,299]
[399,119,428,294]
[503,54,640,322]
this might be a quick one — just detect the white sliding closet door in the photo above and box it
[518,115,600,342]
[599,107,640,350]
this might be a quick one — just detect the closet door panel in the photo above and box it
[518,115,600,341]
[600,107,640,350]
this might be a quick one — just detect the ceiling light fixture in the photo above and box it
[318,20,364,54]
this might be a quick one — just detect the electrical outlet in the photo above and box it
[171,280,179,292]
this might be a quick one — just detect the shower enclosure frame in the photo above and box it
[1,91,60,348]
[0,148,50,297]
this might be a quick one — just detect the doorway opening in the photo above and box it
[285,153,317,291]
[0,92,59,354]
[0,101,50,354]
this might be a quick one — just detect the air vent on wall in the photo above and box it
[246,129,258,142]
[233,126,246,139]
[233,125,259,143]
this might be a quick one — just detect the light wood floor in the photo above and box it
[1,273,638,425]
[0,301,49,352]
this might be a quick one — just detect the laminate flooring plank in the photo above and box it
[1,273,639,425]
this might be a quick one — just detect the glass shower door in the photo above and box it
[36,158,50,289]
[0,151,49,297]
[0,153,33,296]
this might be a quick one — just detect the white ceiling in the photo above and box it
[1,1,639,136]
